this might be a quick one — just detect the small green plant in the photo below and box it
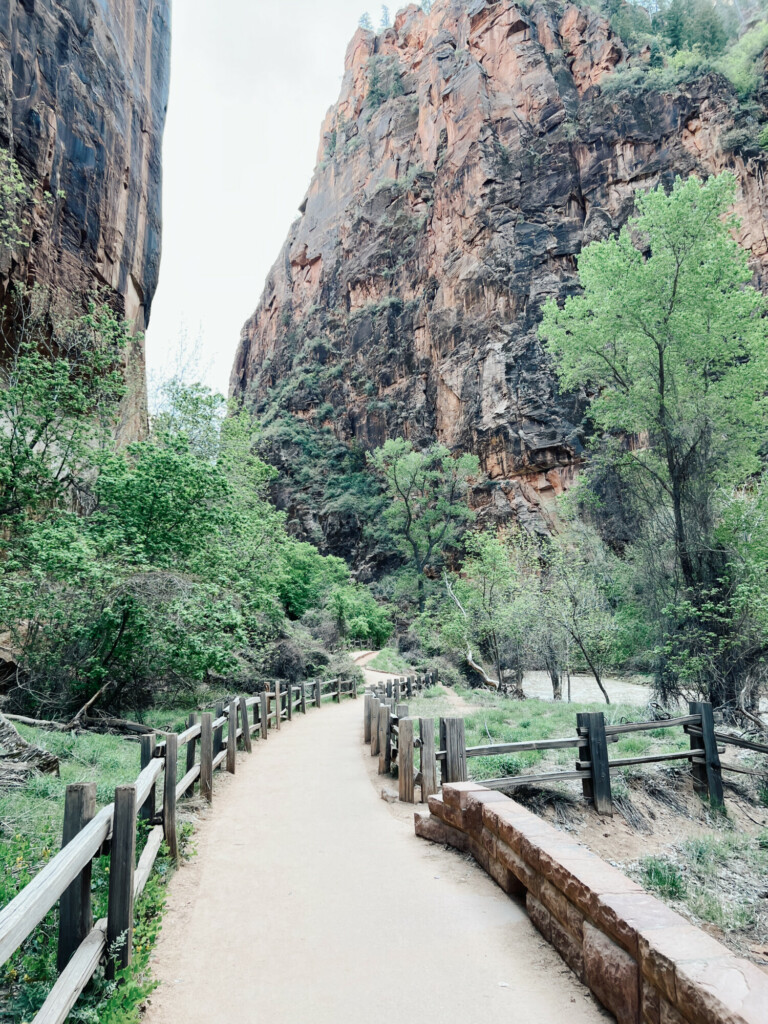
[641,856,686,899]
[368,646,411,674]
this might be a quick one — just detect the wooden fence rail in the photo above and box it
[0,675,358,1024]
[364,691,768,817]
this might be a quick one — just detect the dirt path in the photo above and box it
[143,698,609,1023]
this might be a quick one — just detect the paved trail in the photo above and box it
[143,696,608,1024]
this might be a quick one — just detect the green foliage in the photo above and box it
[641,856,687,898]
[328,584,393,646]
[359,12,373,31]
[715,19,768,95]
[0,150,35,254]
[541,173,768,706]
[370,438,479,610]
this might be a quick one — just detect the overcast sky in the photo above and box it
[146,3,390,399]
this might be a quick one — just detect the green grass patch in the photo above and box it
[0,721,196,1022]
[641,856,687,899]
[367,647,412,674]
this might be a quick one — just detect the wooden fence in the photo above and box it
[364,695,768,815]
[0,676,356,1024]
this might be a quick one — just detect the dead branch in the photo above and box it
[443,573,499,689]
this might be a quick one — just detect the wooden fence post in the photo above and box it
[213,701,224,760]
[399,718,415,803]
[260,690,269,738]
[286,683,293,721]
[393,680,400,702]
[396,703,409,719]
[370,697,381,756]
[351,678,358,699]
[689,701,724,807]
[419,718,437,800]
[106,785,137,980]
[577,712,613,815]
[57,783,96,971]
[227,701,237,774]
[163,732,178,861]
[364,694,372,743]
[139,733,156,822]
[378,704,391,774]
[300,681,307,714]
[200,713,213,803]
[386,679,393,699]
[406,677,413,698]
[185,713,198,797]
[335,680,341,704]
[274,683,281,730]
[315,679,321,708]
[239,697,252,753]
[440,718,467,784]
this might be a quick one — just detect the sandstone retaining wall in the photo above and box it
[415,782,767,1024]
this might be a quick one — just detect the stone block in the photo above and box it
[595,890,689,959]
[542,850,644,921]
[675,954,768,1024]
[442,781,493,811]
[414,812,468,851]
[550,909,585,982]
[583,921,641,1024]
[468,835,491,873]
[481,800,551,853]
[642,979,660,1024]
[659,998,688,1024]
[538,877,584,939]
[463,790,509,835]
[526,892,553,943]
[427,793,465,831]
[488,853,526,897]
[495,837,540,895]
[637,925,733,1007]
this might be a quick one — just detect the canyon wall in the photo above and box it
[0,0,171,437]
[231,0,768,549]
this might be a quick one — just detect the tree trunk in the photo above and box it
[0,713,59,775]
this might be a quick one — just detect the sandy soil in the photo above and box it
[142,695,609,1023]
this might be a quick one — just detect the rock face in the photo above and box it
[231,0,768,548]
[0,0,171,437]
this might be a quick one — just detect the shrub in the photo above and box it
[641,856,686,899]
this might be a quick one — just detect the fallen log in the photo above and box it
[0,713,59,774]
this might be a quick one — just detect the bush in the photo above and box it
[641,856,686,899]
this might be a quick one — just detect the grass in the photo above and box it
[368,647,412,675]
[641,856,687,899]
[405,686,690,783]
[0,717,197,1023]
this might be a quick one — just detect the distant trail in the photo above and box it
[142,697,608,1024]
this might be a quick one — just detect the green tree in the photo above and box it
[380,5,391,30]
[540,173,768,707]
[441,530,539,695]
[359,12,373,30]
[371,439,479,611]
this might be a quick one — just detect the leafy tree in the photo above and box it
[421,0,433,12]
[359,12,373,30]
[441,530,539,695]
[371,439,479,611]
[540,173,768,708]
[380,5,391,30]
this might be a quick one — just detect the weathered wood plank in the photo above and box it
[364,693,372,743]
[419,718,437,800]
[200,713,213,803]
[440,718,467,784]
[239,697,252,753]
[138,733,156,822]
[213,701,224,759]
[690,702,724,807]
[370,697,381,757]
[300,681,307,714]
[227,701,237,774]
[378,704,391,774]
[185,713,198,797]
[162,733,178,861]
[57,784,96,972]
[133,825,164,901]
[578,712,612,816]
[33,920,107,1024]
[260,691,269,739]
[398,718,415,803]
[106,786,136,979]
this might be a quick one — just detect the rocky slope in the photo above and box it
[0,0,171,437]
[231,0,768,549]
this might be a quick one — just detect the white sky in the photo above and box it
[145,3,390,399]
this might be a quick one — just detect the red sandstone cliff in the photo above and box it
[0,0,171,438]
[230,0,768,542]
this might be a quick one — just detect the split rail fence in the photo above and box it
[363,695,768,815]
[0,676,357,1024]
